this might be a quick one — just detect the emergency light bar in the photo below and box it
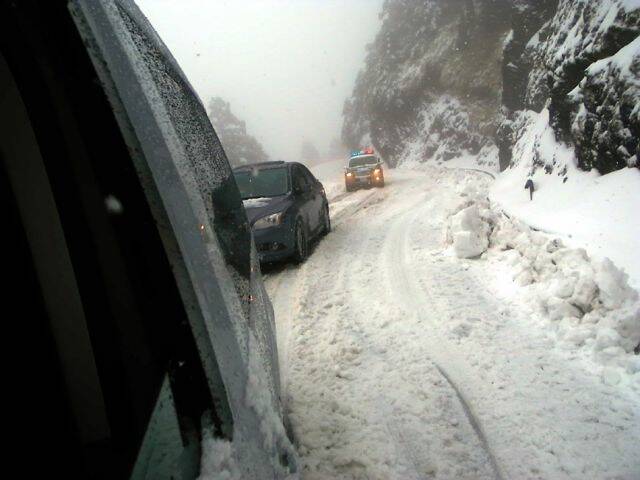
[350,147,375,157]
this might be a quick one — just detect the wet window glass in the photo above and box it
[234,167,289,199]
[349,155,378,168]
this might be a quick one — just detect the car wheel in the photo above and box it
[321,204,331,236]
[293,219,308,263]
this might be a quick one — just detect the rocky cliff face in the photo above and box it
[208,97,269,167]
[343,0,640,175]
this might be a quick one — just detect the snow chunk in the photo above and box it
[444,204,490,258]
[594,258,638,309]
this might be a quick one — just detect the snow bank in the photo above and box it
[444,171,640,378]
[489,214,640,374]
[491,109,640,289]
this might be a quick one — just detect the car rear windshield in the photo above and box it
[349,156,378,168]
[234,167,290,199]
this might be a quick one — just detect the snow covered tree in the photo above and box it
[208,97,269,166]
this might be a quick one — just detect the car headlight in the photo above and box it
[346,172,354,177]
[253,212,284,230]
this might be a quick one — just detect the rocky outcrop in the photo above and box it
[343,0,640,175]
[208,97,269,166]
[342,0,513,167]
[501,0,640,174]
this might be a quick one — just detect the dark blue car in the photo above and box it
[233,161,331,263]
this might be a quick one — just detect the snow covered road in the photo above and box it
[264,165,640,480]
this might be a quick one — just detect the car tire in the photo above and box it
[293,219,308,263]
[321,204,331,236]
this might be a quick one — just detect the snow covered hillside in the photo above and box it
[342,0,639,174]
[264,164,640,479]
[491,109,640,289]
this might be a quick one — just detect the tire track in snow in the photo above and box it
[433,364,504,480]
[269,169,500,478]
[382,197,503,480]
[330,189,382,227]
[265,185,382,397]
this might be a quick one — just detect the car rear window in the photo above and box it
[234,167,289,199]
[349,155,377,168]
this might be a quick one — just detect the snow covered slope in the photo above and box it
[491,109,640,288]
[343,0,640,175]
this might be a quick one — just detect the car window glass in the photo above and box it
[234,167,289,198]
[130,376,196,480]
[349,155,377,168]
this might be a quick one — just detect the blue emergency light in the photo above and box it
[350,147,374,157]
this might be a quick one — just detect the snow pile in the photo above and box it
[444,193,640,376]
[443,176,497,259]
[490,215,640,374]
[491,108,640,288]
[445,205,491,259]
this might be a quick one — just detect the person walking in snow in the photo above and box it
[524,178,534,201]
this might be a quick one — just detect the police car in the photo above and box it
[344,148,385,191]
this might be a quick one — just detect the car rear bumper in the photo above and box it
[346,174,384,187]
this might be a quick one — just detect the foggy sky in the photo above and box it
[136,0,383,161]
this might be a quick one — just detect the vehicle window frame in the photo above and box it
[300,165,318,187]
[292,165,309,192]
